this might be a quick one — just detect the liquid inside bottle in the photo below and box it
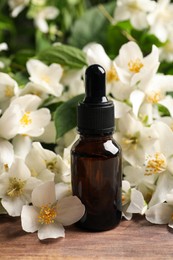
[71,135,122,231]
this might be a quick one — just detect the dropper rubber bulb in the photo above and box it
[84,64,108,103]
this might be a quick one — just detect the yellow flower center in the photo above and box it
[7,177,26,197]
[145,152,167,176]
[122,190,130,206]
[128,58,144,73]
[146,91,161,104]
[45,158,57,172]
[107,66,119,83]
[41,75,51,84]
[122,194,126,205]
[4,163,9,171]
[20,112,32,126]
[122,133,139,150]
[4,85,14,97]
[38,205,57,225]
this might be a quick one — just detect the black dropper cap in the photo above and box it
[77,64,114,135]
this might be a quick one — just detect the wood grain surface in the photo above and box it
[0,214,173,260]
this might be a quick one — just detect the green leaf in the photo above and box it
[0,14,15,33]
[37,44,87,69]
[12,49,35,67]
[35,30,52,52]
[68,2,116,48]
[157,104,170,117]
[115,20,133,34]
[136,32,165,55]
[12,72,28,87]
[106,24,129,58]
[54,94,84,138]
[159,62,173,75]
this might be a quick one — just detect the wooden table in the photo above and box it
[1,214,173,259]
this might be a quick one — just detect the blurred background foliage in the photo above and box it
[0,0,173,76]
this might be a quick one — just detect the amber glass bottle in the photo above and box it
[71,64,122,231]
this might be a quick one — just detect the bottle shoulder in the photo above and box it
[71,136,121,157]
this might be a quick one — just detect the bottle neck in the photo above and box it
[79,132,113,141]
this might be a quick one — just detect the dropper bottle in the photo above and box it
[71,64,122,231]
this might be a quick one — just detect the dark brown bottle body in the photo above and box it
[71,134,122,231]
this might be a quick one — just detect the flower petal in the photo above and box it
[38,223,65,240]
[153,121,173,157]
[12,135,31,160]
[37,169,55,182]
[0,139,14,170]
[149,172,173,207]
[0,172,10,197]
[55,182,71,201]
[146,203,173,224]
[2,196,27,216]
[127,189,147,215]
[32,181,56,207]
[122,180,131,193]
[11,94,41,111]
[21,205,40,232]
[130,90,145,117]
[56,196,85,226]
[9,158,31,180]
[113,100,131,119]
[83,43,111,70]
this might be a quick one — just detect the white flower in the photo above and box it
[147,0,173,42]
[0,139,14,173]
[149,171,173,208]
[25,142,70,183]
[83,42,133,100]
[122,180,147,220]
[34,6,59,33]
[114,113,158,166]
[21,181,85,240]
[55,182,72,201]
[12,135,32,160]
[33,121,56,144]
[0,158,41,216]
[114,0,156,30]
[20,82,48,100]
[0,94,51,139]
[124,165,156,203]
[0,42,8,51]
[146,189,173,227]
[129,74,173,121]
[0,43,7,68]
[61,69,85,100]
[125,121,173,207]
[26,59,63,97]
[112,99,131,119]
[56,129,77,156]
[115,41,160,88]
[159,32,173,62]
[8,0,30,17]
[0,72,19,111]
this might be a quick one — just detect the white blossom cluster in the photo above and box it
[112,0,173,227]
[84,40,173,227]
[1,0,173,238]
[0,57,85,240]
[114,0,173,62]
